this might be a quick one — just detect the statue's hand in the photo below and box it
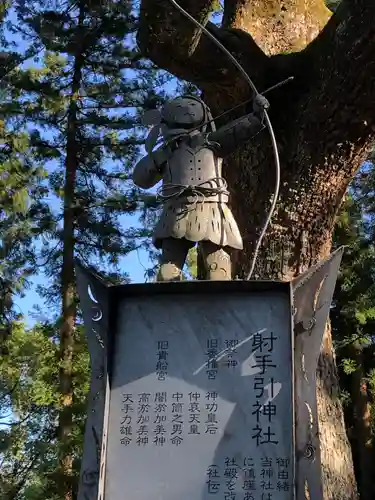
[253,94,270,114]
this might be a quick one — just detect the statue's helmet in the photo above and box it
[160,95,215,139]
[141,95,216,154]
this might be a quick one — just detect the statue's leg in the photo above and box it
[199,241,232,280]
[157,238,193,282]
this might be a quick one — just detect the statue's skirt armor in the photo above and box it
[153,199,243,250]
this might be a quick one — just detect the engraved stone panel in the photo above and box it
[105,286,295,500]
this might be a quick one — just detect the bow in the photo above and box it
[168,0,281,280]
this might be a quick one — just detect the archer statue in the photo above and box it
[132,93,269,281]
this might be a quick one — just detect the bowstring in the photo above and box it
[168,0,281,280]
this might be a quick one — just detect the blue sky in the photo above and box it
[3,6,161,326]
[4,5,224,327]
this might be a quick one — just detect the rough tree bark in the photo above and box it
[137,0,375,498]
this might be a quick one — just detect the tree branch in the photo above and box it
[138,0,216,63]
[294,0,375,176]
[0,381,19,403]
[1,413,32,426]
[222,0,331,54]
[137,0,269,102]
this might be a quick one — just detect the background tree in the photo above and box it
[0,83,46,354]
[136,0,375,497]
[0,321,90,500]
[0,1,172,498]
[332,170,375,500]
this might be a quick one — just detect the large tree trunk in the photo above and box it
[136,0,375,497]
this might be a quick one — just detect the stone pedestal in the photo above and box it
[76,248,343,500]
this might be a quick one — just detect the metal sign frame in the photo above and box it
[76,247,344,500]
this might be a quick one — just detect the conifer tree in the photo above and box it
[1,1,172,498]
[332,166,375,500]
[0,74,46,353]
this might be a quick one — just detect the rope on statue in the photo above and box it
[168,0,281,280]
[157,177,230,212]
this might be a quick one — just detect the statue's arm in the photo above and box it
[208,113,264,157]
[207,95,269,158]
[132,147,170,189]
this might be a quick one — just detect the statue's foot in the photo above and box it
[205,247,232,280]
[156,263,182,282]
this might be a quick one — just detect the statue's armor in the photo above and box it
[132,94,266,280]
[133,134,242,249]
[161,136,229,202]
